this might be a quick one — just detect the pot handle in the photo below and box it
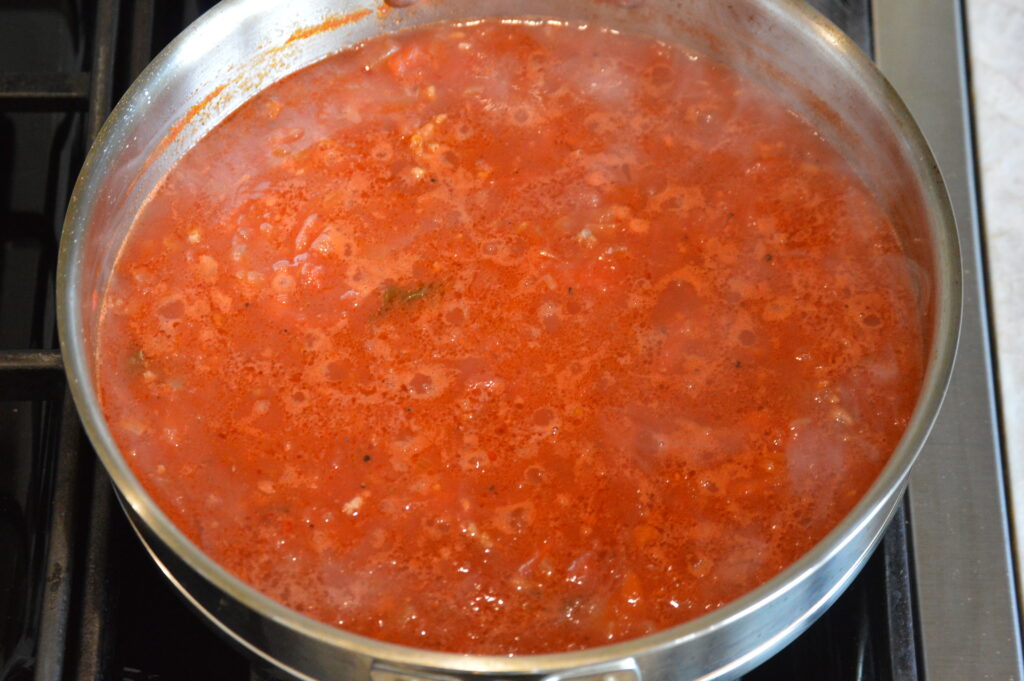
[539,661,640,681]
[369,660,641,681]
[369,665,461,681]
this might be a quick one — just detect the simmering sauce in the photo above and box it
[97,20,925,654]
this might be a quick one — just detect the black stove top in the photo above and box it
[0,2,1004,680]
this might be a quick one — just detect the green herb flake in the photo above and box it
[128,348,146,370]
[379,282,439,315]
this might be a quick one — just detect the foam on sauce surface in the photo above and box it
[97,19,925,654]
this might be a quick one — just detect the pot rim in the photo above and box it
[56,0,962,674]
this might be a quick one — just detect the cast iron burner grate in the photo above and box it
[0,2,919,680]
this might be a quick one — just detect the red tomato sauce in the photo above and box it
[97,20,925,654]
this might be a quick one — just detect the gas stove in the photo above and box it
[0,1,1018,680]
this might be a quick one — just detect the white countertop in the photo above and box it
[966,0,1024,565]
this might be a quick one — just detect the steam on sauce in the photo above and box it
[97,19,925,654]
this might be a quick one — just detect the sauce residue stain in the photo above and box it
[284,9,373,46]
[143,9,371,184]
[128,83,230,206]
[152,84,227,162]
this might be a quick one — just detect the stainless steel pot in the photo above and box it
[57,1,961,680]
